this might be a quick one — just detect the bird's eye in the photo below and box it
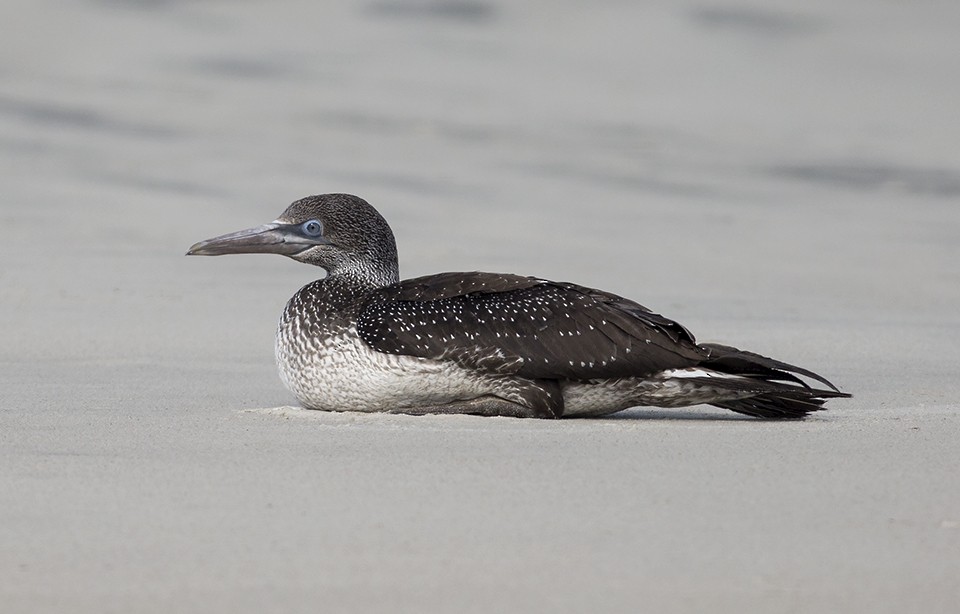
[302,220,323,237]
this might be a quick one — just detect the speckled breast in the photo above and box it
[274,286,495,412]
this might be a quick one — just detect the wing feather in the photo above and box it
[357,272,705,379]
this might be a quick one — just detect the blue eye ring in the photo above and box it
[302,219,323,237]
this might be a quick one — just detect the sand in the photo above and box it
[2,1,959,612]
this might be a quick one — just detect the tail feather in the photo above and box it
[698,343,851,419]
[710,388,846,419]
[700,342,842,391]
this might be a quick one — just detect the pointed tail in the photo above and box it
[699,343,851,419]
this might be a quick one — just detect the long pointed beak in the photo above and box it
[186,223,327,256]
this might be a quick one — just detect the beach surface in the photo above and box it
[2,1,959,612]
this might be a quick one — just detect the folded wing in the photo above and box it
[356,271,706,380]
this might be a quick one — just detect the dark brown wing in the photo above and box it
[356,272,706,380]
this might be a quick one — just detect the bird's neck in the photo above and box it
[327,258,399,289]
[300,263,397,313]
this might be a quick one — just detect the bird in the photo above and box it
[187,193,850,419]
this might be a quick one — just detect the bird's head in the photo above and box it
[187,193,399,285]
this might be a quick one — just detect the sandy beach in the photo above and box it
[2,1,959,612]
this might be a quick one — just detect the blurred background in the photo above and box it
[2,1,959,612]
[2,0,958,386]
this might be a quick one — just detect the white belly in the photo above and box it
[276,323,496,412]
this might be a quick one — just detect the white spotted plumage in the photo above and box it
[275,276,769,417]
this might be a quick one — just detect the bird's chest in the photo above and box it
[274,302,376,408]
[274,302,483,412]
